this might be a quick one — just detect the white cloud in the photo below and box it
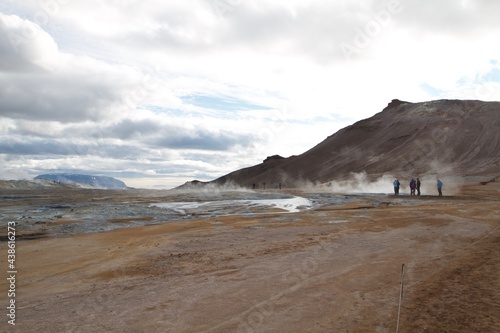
[0,13,58,72]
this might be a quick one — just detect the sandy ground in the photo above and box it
[0,179,499,332]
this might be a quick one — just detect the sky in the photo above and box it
[1,0,499,189]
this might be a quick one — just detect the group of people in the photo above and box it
[409,178,421,195]
[393,178,443,196]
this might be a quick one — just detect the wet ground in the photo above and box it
[0,179,499,332]
[0,188,364,238]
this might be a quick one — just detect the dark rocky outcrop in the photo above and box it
[263,155,285,163]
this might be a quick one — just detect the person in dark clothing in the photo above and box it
[409,178,416,195]
[416,178,421,196]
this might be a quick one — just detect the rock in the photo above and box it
[263,155,285,163]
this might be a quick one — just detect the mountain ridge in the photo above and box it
[185,99,500,189]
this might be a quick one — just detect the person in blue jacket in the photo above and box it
[437,179,443,196]
[393,179,400,195]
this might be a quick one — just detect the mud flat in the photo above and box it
[0,179,499,332]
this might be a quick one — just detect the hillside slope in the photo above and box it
[211,99,500,188]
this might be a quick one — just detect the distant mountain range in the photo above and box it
[35,174,128,189]
[181,99,500,189]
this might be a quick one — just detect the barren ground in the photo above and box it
[0,179,499,332]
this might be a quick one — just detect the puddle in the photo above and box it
[151,196,313,215]
[316,219,350,224]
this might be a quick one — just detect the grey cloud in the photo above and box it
[1,115,256,161]
[0,136,82,155]
[218,3,361,56]
[5,1,500,68]
[0,13,142,123]
[130,1,500,63]
[392,1,500,36]
[107,119,163,140]
[101,2,392,64]
[9,120,108,140]
[112,2,363,62]
[0,73,125,122]
[0,135,146,159]
[4,116,255,154]
[154,128,254,151]
[92,144,147,160]
[100,119,255,151]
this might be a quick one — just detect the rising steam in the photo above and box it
[322,172,463,196]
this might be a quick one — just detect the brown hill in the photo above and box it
[195,99,500,188]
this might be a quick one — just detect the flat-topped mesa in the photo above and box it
[35,174,128,189]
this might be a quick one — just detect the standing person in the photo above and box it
[416,178,421,196]
[393,179,400,195]
[409,178,416,195]
[437,179,443,196]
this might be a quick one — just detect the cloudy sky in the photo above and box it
[1,0,499,188]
